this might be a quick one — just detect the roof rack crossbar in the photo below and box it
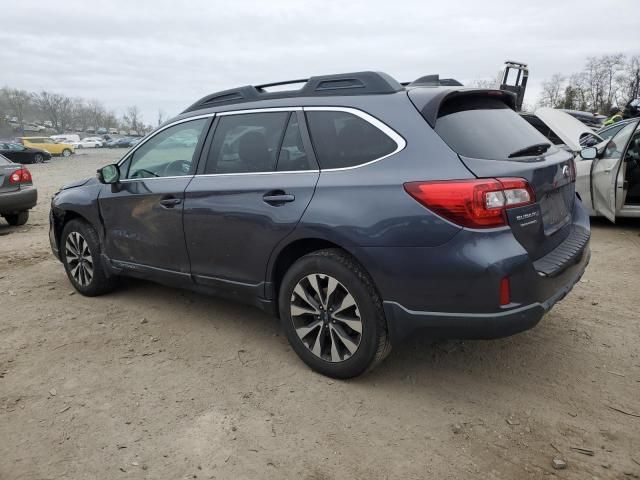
[182,71,404,113]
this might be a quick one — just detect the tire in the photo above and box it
[61,219,118,296]
[34,153,44,164]
[3,211,29,226]
[278,249,391,379]
[62,149,72,157]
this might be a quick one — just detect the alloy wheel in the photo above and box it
[290,273,362,363]
[34,154,43,163]
[65,231,94,287]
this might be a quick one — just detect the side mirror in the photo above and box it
[580,147,597,160]
[97,164,120,184]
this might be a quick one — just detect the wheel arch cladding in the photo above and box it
[268,238,381,312]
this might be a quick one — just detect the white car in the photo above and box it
[535,108,640,222]
[72,138,103,149]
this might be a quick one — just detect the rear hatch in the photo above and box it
[408,89,577,260]
[0,154,20,193]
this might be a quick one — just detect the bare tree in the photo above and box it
[538,74,565,108]
[1,87,33,133]
[34,91,75,133]
[616,55,640,107]
[157,109,165,126]
[123,105,142,132]
[72,99,91,132]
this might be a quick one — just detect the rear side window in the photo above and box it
[306,110,397,169]
[435,96,552,160]
[205,112,288,174]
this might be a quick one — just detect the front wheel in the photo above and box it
[34,153,44,163]
[61,219,118,296]
[3,211,29,226]
[278,249,391,379]
[62,149,72,157]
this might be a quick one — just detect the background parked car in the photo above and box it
[0,153,37,226]
[51,134,80,143]
[576,117,640,221]
[72,138,103,149]
[0,141,51,164]
[560,109,605,130]
[19,137,75,157]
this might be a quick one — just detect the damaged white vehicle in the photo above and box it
[534,108,640,222]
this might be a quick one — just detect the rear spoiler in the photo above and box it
[407,88,518,128]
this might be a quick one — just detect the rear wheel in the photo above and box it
[62,149,72,157]
[278,249,391,378]
[3,211,29,226]
[61,219,118,296]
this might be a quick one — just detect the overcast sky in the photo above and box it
[2,0,639,124]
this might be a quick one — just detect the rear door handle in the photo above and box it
[263,192,295,205]
[159,197,182,208]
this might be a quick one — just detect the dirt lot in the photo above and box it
[1,149,639,479]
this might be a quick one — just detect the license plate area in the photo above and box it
[540,188,571,235]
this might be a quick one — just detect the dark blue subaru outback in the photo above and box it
[50,72,590,378]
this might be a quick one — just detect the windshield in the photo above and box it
[435,96,554,160]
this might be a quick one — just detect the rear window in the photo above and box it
[306,110,397,169]
[435,96,553,160]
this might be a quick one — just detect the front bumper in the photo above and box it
[0,186,37,215]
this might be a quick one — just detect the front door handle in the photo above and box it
[159,197,182,208]
[263,191,295,205]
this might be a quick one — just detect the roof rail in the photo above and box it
[182,71,403,113]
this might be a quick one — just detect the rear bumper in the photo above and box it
[383,245,589,342]
[0,186,37,215]
[354,198,591,344]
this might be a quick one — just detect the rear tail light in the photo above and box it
[404,178,535,228]
[9,168,33,185]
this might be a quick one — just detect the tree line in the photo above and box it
[0,87,152,135]
[538,53,640,113]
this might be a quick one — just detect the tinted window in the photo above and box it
[306,111,397,169]
[277,114,313,171]
[205,112,289,174]
[125,118,207,179]
[435,96,553,160]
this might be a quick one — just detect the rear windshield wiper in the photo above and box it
[508,143,551,158]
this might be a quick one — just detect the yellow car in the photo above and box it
[19,137,75,157]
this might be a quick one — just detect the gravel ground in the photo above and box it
[1,149,639,479]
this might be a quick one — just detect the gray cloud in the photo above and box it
[2,0,639,122]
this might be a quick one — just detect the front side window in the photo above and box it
[306,110,397,169]
[602,121,636,160]
[205,112,289,174]
[125,118,207,179]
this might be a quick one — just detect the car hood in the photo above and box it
[60,176,98,190]
[535,107,602,151]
